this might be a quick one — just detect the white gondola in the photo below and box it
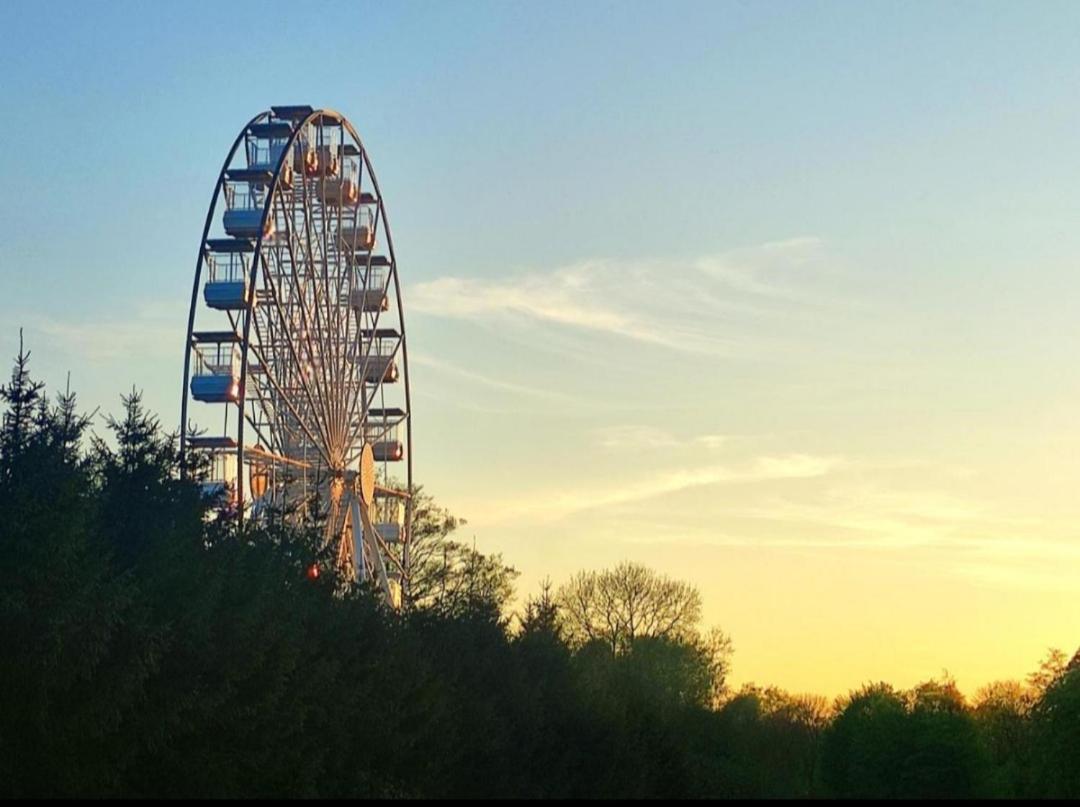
[222,183,275,239]
[356,330,400,385]
[374,497,404,543]
[189,335,242,403]
[249,140,288,173]
[246,119,295,187]
[364,419,404,462]
[349,267,388,312]
[339,205,376,251]
[339,224,375,252]
[316,177,359,206]
[203,252,249,310]
[198,450,238,505]
[316,144,340,177]
[355,354,398,385]
[296,143,339,177]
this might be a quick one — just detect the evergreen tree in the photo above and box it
[0,330,45,473]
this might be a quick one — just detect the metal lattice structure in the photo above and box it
[180,106,412,607]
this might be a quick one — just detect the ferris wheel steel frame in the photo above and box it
[179,106,413,605]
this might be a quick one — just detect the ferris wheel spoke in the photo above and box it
[312,180,342,446]
[291,148,349,466]
[315,165,353,455]
[295,180,342,456]
[265,203,340,455]
[242,405,277,453]
[251,300,331,453]
[248,305,291,456]
[183,107,411,607]
[242,340,333,465]
[256,259,331,449]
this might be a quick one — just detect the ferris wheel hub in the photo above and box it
[359,444,376,505]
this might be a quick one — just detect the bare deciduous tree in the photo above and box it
[557,561,703,654]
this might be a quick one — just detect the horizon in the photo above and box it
[3,0,1080,699]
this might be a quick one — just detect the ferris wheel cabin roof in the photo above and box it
[270,105,315,121]
[225,168,275,184]
[368,408,407,419]
[191,330,242,344]
[187,435,239,450]
[205,238,254,253]
[248,121,294,139]
[351,254,390,266]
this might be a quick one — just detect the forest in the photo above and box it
[1,340,1078,799]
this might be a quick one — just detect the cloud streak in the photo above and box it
[409,237,845,356]
[470,453,844,526]
[410,352,586,405]
[593,425,728,451]
[6,304,183,363]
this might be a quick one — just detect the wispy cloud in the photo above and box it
[8,303,183,363]
[411,352,585,405]
[410,266,720,353]
[594,476,1080,590]
[409,237,847,356]
[694,236,833,303]
[410,354,709,416]
[593,424,728,451]
[470,453,844,526]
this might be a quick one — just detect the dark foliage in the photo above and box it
[0,343,1076,798]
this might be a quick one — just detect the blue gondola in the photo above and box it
[223,208,272,239]
[204,280,248,310]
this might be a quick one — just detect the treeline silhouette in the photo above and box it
[1,340,1078,799]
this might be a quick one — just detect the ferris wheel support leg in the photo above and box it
[352,497,393,604]
[347,496,368,582]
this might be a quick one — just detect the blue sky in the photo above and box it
[3,1,1080,694]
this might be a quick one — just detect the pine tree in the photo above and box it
[0,329,45,473]
[0,350,155,797]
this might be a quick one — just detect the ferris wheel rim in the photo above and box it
[179,109,269,466]
[179,106,413,600]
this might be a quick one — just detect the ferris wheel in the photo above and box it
[180,106,412,607]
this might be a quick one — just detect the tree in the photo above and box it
[1030,646,1080,798]
[0,329,45,474]
[821,678,988,799]
[714,685,829,797]
[518,579,563,642]
[698,627,734,708]
[403,486,517,618]
[902,676,987,798]
[1027,647,1069,696]
[402,485,464,606]
[19,337,1080,799]
[424,540,519,621]
[91,388,206,570]
[973,680,1032,797]
[820,683,910,798]
[556,561,702,654]
[0,351,156,797]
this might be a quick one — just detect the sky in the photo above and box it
[2,0,1080,697]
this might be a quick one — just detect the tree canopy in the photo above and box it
[0,339,1076,799]
[557,561,704,654]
